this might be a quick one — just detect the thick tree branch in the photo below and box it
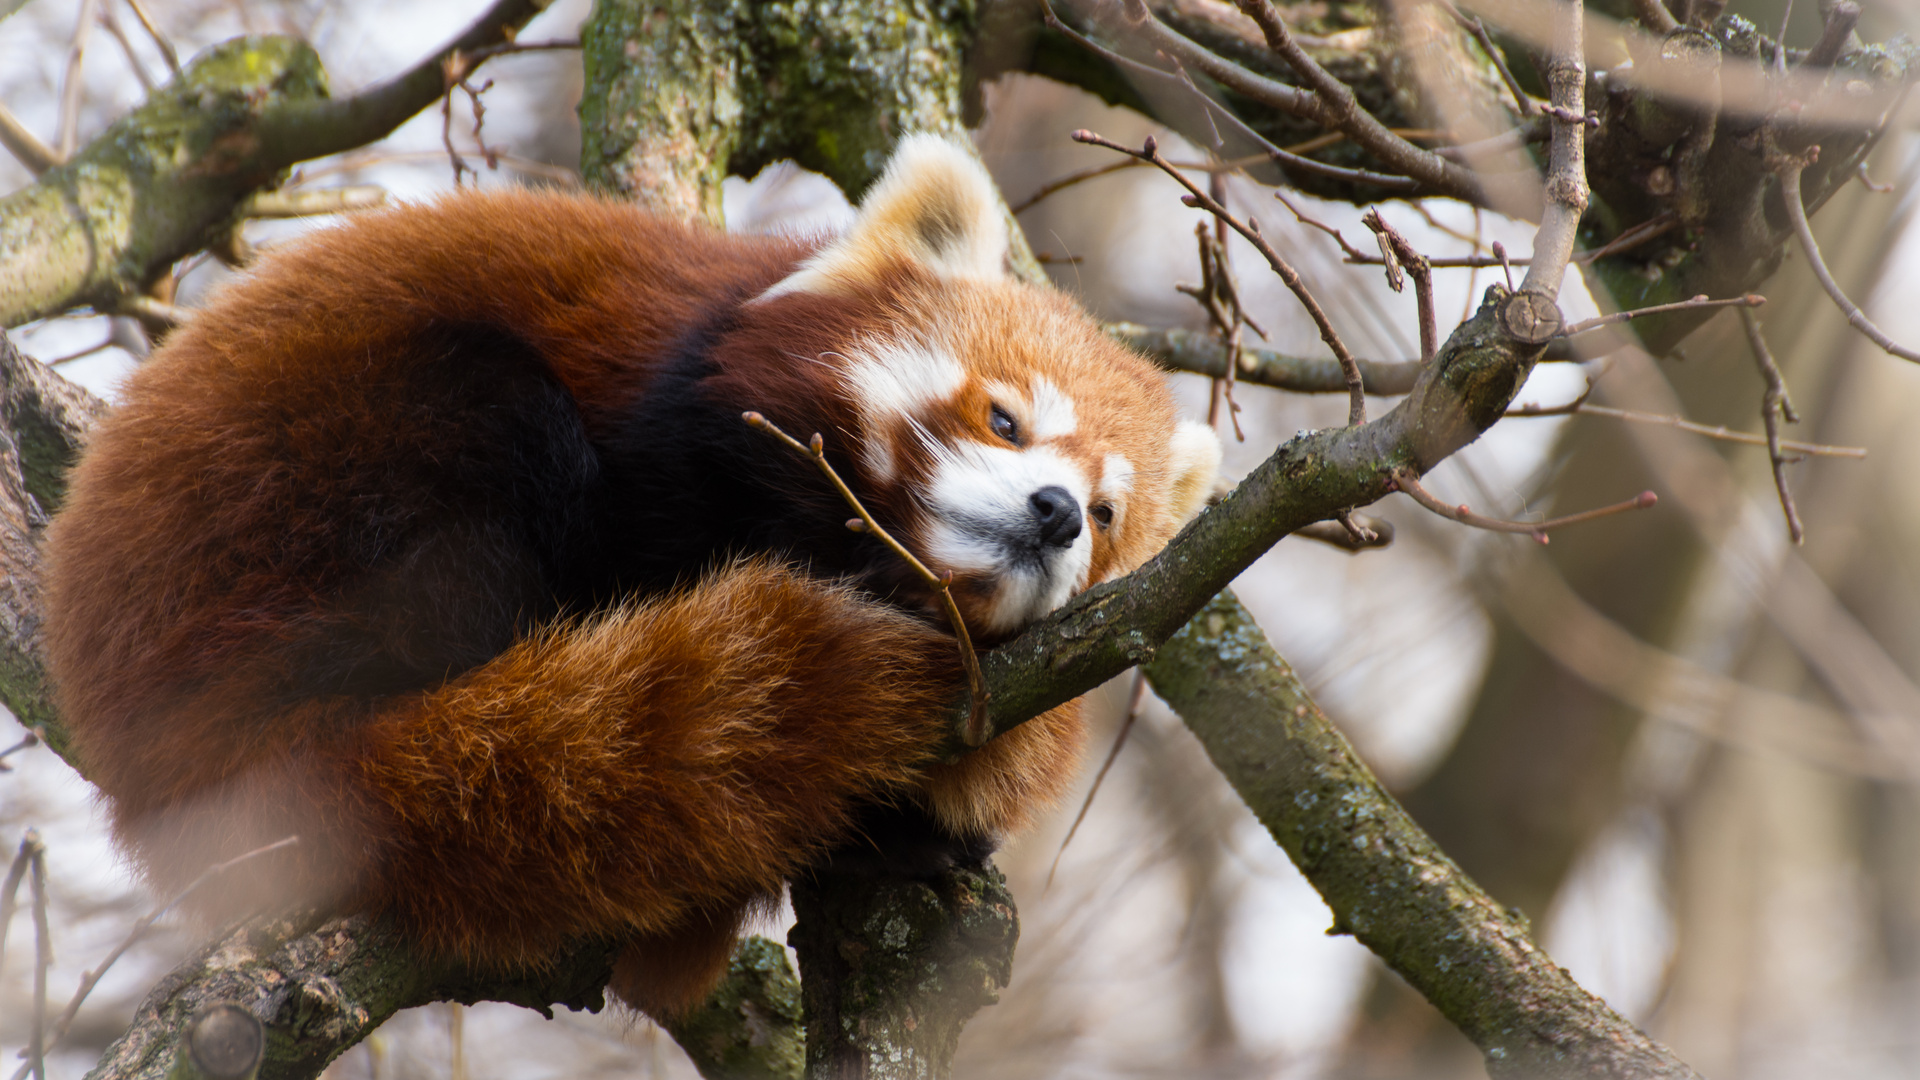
[0,0,548,328]
[1146,591,1703,1079]
[787,865,1016,1079]
[82,913,621,1080]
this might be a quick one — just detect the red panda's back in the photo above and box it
[42,191,810,837]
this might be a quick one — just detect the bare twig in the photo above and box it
[1293,512,1394,551]
[0,831,38,975]
[1362,211,1437,364]
[0,726,39,771]
[242,187,388,218]
[0,103,59,175]
[1856,161,1895,193]
[56,0,103,160]
[1560,293,1764,337]
[1045,673,1147,892]
[1074,130,1368,425]
[28,837,49,1080]
[10,836,302,1075]
[1012,158,1140,214]
[113,295,190,327]
[1445,4,1539,115]
[743,413,993,746]
[121,0,178,74]
[1391,467,1657,544]
[1041,5,1424,193]
[439,54,500,187]
[1571,212,1677,265]
[1506,396,1860,458]
[455,38,581,64]
[1740,308,1805,543]
[1180,194,1255,441]
[97,5,155,94]
[1227,0,1485,200]
[1779,164,1920,363]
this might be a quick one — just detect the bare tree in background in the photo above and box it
[1,0,1918,1077]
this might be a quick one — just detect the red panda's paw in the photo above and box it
[918,700,1088,839]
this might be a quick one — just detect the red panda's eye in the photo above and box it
[1091,503,1114,529]
[989,405,1019,444]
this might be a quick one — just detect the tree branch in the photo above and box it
[1146,590,1703,1079]
[0,0,549,328]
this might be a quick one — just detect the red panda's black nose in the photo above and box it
[1031,486,1083,548]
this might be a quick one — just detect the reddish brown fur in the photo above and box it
[44,185,1165,1017]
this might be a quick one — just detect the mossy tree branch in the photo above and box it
[0,0,550,329]
[1145,591,1703,1079]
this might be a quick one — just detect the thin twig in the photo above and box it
[0,727,40,771]
[1074,129,1367,425]
[0,832,38,975]
[1779,164,1920,363]
[1271,189,1370,261]
[455,38,580,64]
[1856,161,1894,193]
[56,0,102,160]
[1740,308,1805,543]
[1444,4,1538,115]
[1041,4,1423,193]
[1227,0,1483,200]
[8,836,301,1077]
[242,187,388,218]
[28,840,49,1080]
[1182,186,1253,442]
[1293,514,1394,551]
[114,295,191,327]
[1044,673,1147,892]
[1492,241,1516,290]
[1560,293,1764,337]
[96,5,154,94]
[1571,212,1677,265]
[1505,398,1860,457]
[1362,211,1436,364]
[0,103,59,175]
[742,413,993,746]
[1390,468,1657,544]
[1432,116,1552,163]
[121,0,178,74]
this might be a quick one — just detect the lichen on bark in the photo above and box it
[580,0,978,224]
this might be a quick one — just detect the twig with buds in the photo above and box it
[1390,468,1657,545]
[743,412,992,746]
[1073,129,1368,426]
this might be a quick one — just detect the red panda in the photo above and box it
[42,136,1221,1017]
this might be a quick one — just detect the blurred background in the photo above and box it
[2,0,1918,1076]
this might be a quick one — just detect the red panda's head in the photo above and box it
[743,136,1221,640]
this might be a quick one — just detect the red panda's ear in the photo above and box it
[756,135,1009,302]
[1167,420,1223,524]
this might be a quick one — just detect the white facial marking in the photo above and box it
[916,440,1094,634]
[1029,377,1077,439]
[842,337,966,480]
[1101,453,1135,496]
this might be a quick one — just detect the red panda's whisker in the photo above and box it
[743,411,993,746]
